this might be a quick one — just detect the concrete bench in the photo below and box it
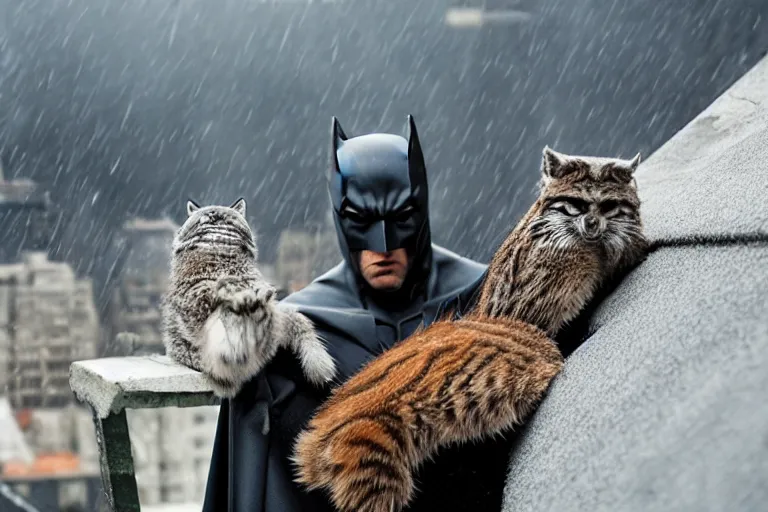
[69,355,218,512]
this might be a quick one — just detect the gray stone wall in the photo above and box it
[501,54,768,512]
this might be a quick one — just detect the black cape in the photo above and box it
[202,245,513,512]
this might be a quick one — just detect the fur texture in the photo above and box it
[161,198,337,401]
[475,146,648,335]
[291,146,648,512]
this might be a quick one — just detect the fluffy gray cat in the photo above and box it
[161,198,337,399]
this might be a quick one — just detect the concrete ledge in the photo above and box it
[69,355,218,419]
[636,54,768,243]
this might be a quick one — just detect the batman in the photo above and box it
[202,116,513,511]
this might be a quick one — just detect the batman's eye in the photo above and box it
[393,205,415,222]
[341,205,366,223]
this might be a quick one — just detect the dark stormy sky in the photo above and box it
[0,0,767,307]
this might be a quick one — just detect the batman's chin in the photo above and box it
[366,273,405,291]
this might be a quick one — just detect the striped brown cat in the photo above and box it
[292,146,648,512]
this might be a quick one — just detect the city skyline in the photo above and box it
[0,171,337,510]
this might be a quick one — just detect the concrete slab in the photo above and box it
[69,355,217,419]
[636,54,768,243]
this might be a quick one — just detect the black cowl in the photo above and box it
[327,115,431,303]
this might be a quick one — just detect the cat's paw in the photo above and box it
[205,373,244,399]
[216,277,275,318]
[250,286,276,322]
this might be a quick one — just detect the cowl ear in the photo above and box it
[186,199,200,216]
[329,116,349,180]
[541,146,569,179]
[230,197,246,216]
[407,114,428,190]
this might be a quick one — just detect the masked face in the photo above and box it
[328,115,432,292]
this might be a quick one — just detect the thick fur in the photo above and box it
[292,317,561,512]
[474,146,648,334]
[292,147,648,512]
[161,198,337,399]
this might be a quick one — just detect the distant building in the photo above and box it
[276,226,338,293]
[0,166,98,408]
[0,399,101,512]
[276,229,315,292]
[0,398,34,468]
[259,263,278,286]
[0,164,103,509]
[310,227,341,279]
[16,405,100,476]
[0,162,56,265]
[0,252,99,409]
[106,218,178,356]
[128,406,219,508]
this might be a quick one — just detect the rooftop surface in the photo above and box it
[502,55,768,512]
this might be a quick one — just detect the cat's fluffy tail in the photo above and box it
[282,308,337,386]
[199,307,258,397]
[292,423,413,512]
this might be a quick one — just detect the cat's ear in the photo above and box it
[628,153,641,188]
[608,153,642,184]
[541,146,570,179]
[230,197,246,216]
[186,199,200,216]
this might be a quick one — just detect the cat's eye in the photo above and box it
[547,196,588,217]
[550,201,582,217]
[599,200,619,214]
[600,200,629,218]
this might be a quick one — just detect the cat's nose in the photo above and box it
[581,215,601,240]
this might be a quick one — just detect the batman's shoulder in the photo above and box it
[276,248,487,339]
[429,244,488,316]
[430,244,487,297]
[279,262,359,310]
[277,263,376,347]
[279,247,487,309]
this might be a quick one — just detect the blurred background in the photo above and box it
[0,0,767,510]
